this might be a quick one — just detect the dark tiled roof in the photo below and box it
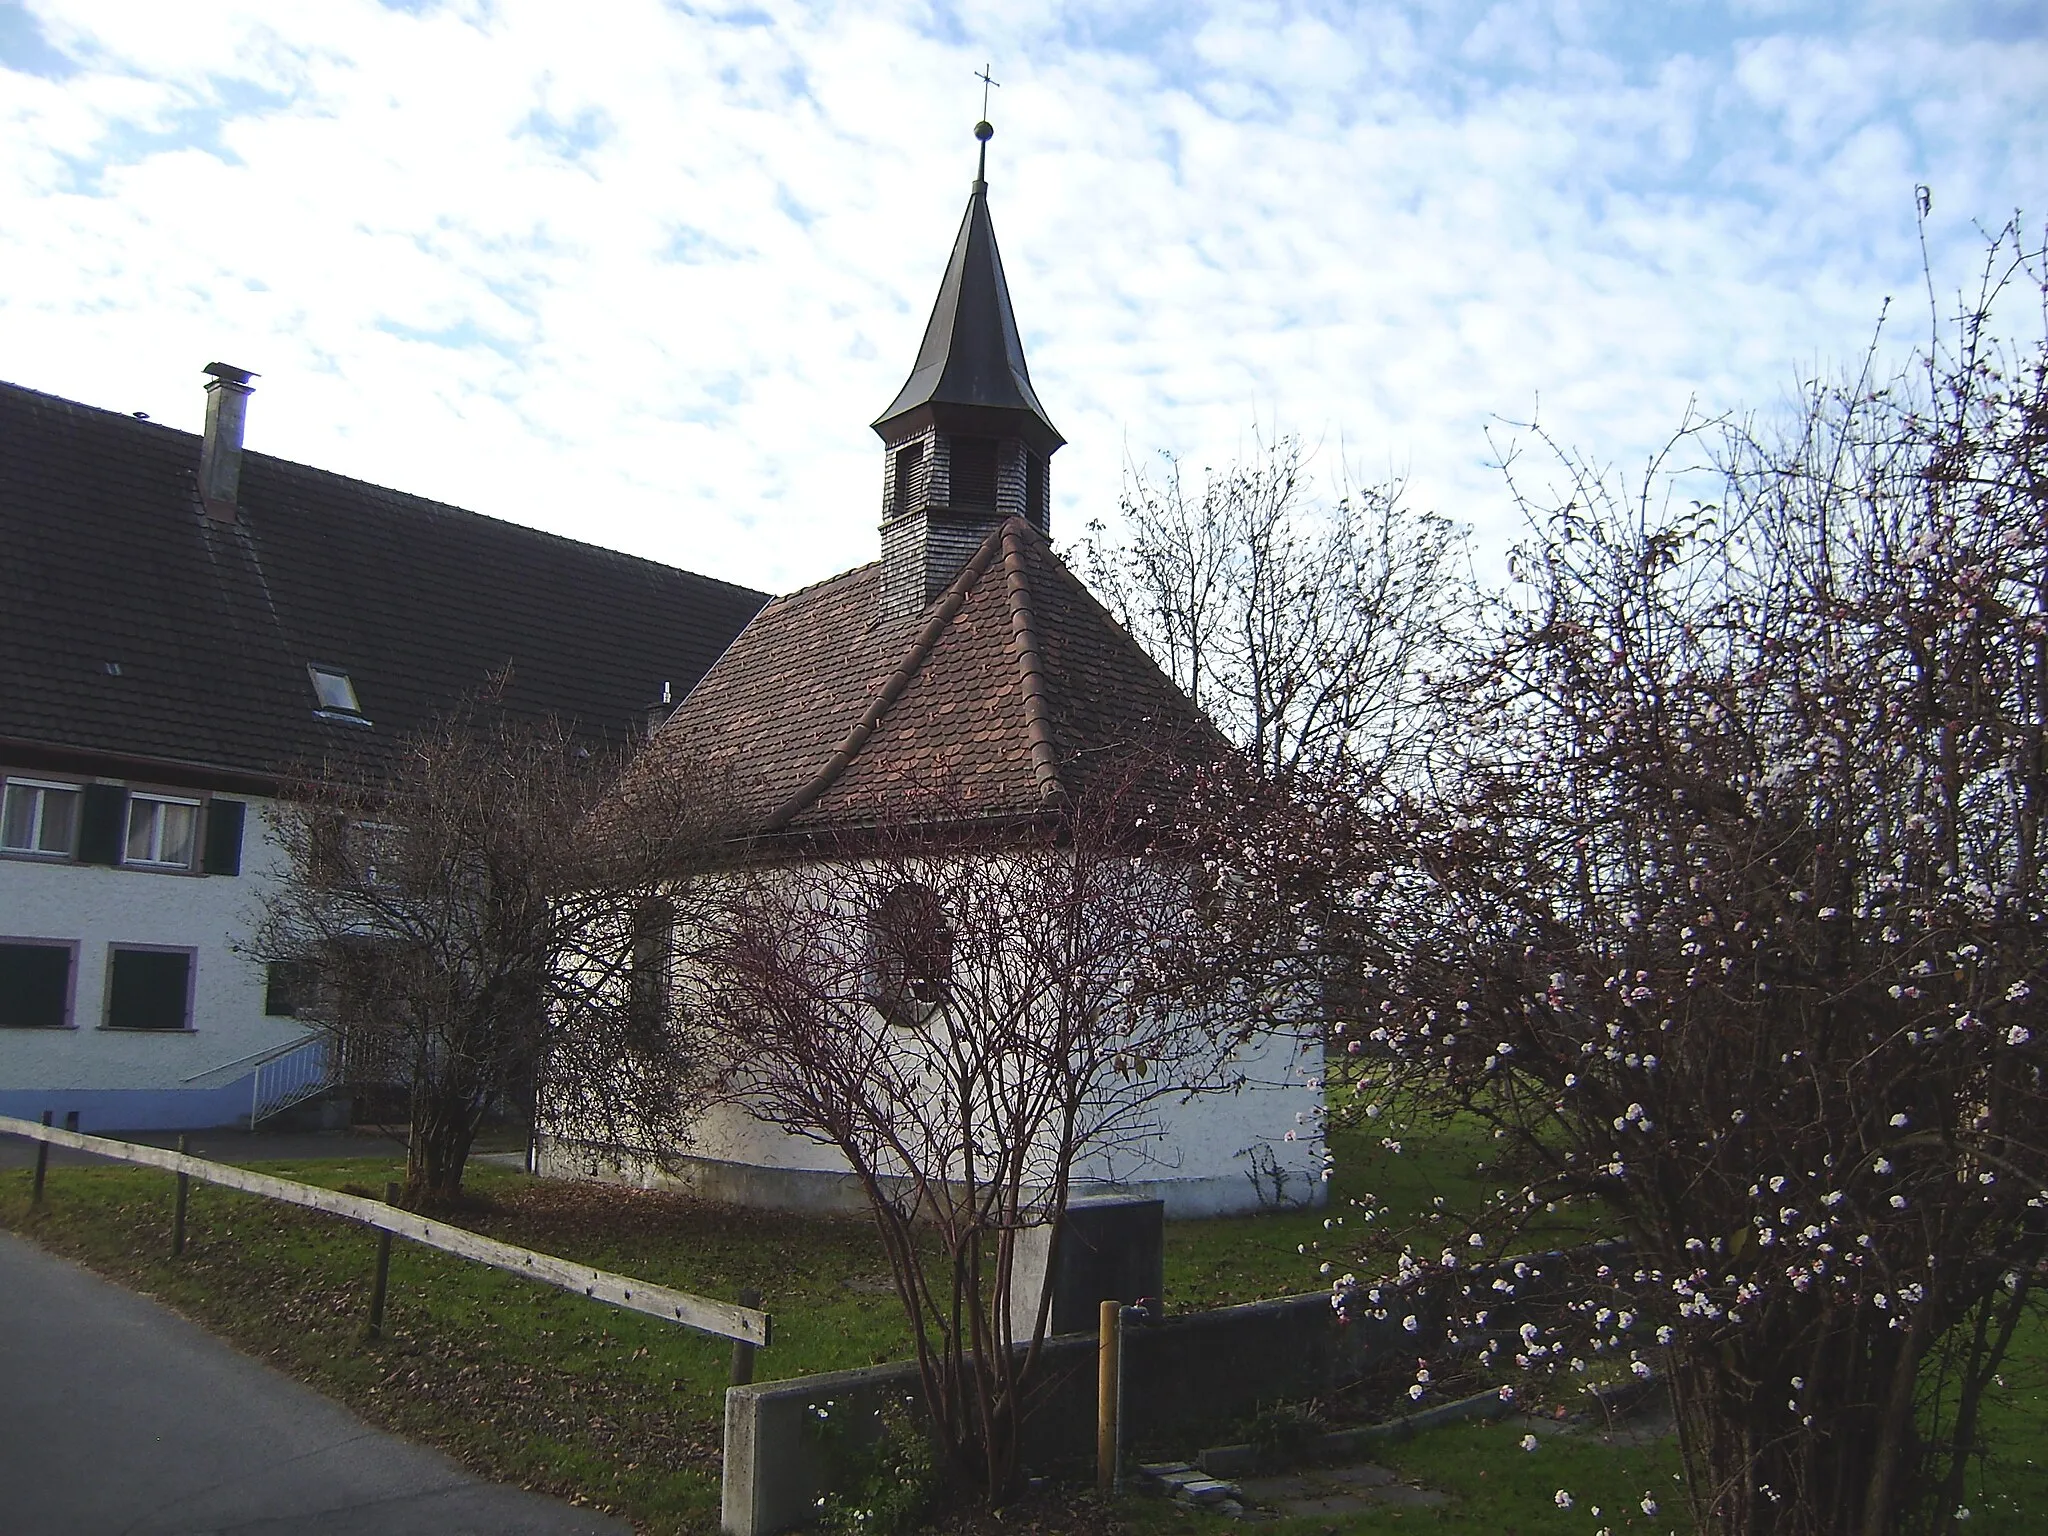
[646,517,1215,836]
[0,379,768,782]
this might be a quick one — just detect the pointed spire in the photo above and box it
[872,120,1063,453]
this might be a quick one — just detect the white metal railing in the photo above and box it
[248,1034,332,1127]
[179,1030,324,1089]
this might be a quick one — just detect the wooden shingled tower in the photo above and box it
[645,124,1214,840]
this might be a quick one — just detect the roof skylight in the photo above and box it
[307,664,370,725]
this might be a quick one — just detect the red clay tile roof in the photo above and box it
[645,517,1217,836]
[0,379,767,784]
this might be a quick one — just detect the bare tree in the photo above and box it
[1079,436,1467,780]
[1311,225,2048,1536]
[254,687,728,1206]
[683,773,1285,1502]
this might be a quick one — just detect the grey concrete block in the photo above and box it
[721,1361,926,1536]
[1007,1195,1164,1341]
[1198,1443,1259,1477]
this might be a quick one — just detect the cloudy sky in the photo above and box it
[2,1,2042,596]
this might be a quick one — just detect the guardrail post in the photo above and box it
[729,1287,762,1385]
[171,1135,191,1257]
[31,1111,51,1204]
[365,1180,398,1340]
[1097,1298,1121,1494]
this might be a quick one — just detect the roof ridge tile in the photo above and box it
[999,518,1064,806]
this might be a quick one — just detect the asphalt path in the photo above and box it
[0,1231,630,1535]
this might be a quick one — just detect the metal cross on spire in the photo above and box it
[973,64,999,186]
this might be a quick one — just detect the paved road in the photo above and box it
[0,1231,630,1535]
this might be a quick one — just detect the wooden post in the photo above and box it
[1097,1299,1120,1494]
[171,1135,190,1256]
[364,1181,398,1339]
[729,1287,762,1386]
[31,1111,51,1204]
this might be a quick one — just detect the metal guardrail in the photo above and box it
[1,1113,770,1348]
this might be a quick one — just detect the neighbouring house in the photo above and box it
[0,371,766,1132]
[536,135,1327,1217]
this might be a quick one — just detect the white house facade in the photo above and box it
[0,778,316,1130]
[0,370,765,1131]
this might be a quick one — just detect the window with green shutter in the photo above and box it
[76,784,127,865]
[203,799,246,875]
[106,947,194,1031]
[0,942,74,1028]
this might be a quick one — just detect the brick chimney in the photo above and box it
[198,362,256,522]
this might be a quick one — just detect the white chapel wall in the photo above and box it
[536,854,1329,1219]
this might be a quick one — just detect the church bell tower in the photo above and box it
[873,119,1064,620]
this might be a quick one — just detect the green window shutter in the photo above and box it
[107,949,192,1030]
[76,784,127,865]
[0,944,73,1028]
[203,799,246,875]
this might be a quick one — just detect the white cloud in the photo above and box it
[0,0,2041,596]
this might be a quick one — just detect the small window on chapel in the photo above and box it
[626,896,675,1054]
[867,883,952,1026]
[950,437,999,513]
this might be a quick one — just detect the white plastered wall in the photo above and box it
[0,794,313,1127]
[538,854,1329,1218]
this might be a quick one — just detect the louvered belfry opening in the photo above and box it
[892,441,927,517]
[1024,448,1047,532]
[950,437,999,512]
[872,139,1064,621]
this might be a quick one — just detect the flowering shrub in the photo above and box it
[1221,226,2048,1536]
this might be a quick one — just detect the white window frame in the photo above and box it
[0,776,83,859]
[123,793,202,870]
[350,818,406,886]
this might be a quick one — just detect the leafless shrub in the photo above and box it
[253,683,732,1206]
[681,769,1288,1500]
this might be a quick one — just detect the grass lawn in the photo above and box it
[4,1105,2042,1535]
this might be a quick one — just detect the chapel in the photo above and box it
[557,125,1328,1217]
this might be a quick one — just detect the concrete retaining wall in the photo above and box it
[722,1291,1407,1536]
[720,1241,1627,1535]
